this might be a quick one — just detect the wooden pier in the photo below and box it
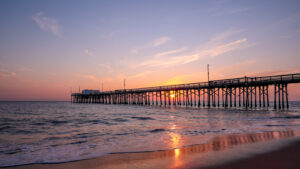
[71,73,300,109]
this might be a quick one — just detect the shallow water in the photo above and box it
[0,101,300,167]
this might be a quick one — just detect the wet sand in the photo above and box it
[2,131,299,169]
[202,139,300,169]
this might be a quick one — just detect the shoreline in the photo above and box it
[1,130,299,169]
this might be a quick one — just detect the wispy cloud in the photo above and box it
[245,68,300,77]
[0,62,6,67]
[158,75,196,85]
[98,63,115,73]
[273,12,300,27]
[280,29,300,39]
[84,49,96,57]
[272,12,300,39]
[146,60,255,86]
[0,69,16,78]
[210,7,251,16]
[130,36,171,54]
[198,38,247,59]
[204,0,251,16]
[138,30,247,68]
[19,66,33,72]
[130,48,139,54]
[227,7,250,14]
[130,70,154,78]
[103,77,113,82]
[33,12,62,37]
[204,61,299,80]
[102,30,121,40]
[212,60,256,78]
[152,36,170,47]
[154,47,187,58]
[75,74,98,81]
[208,29,243,43]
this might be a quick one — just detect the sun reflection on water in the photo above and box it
[174,148,180,158]
[168,124,183,168]
[170,132,181,148]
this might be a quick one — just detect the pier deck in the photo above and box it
[71,73,300,109]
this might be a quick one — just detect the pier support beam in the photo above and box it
[207,88,211,108]
[285,84,289,109]
[274,84,277,109]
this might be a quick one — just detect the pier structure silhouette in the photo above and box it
[71,73,300,109]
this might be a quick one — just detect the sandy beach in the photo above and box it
[202,139,300,169]
[2,131,299,169]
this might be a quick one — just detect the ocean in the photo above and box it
[0,101,300,167]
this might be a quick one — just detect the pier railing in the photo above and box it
[71,73,300,109]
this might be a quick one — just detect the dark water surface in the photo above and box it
[0,101,300,167]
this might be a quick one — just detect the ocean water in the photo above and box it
[0,101,300,167]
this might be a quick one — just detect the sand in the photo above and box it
[202,140,300,169]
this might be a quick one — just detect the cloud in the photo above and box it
[130,70,154,78]
[137,30,247,68]
[273,12,300,27]
[158,75,195,85]
[85,75,97,81]
[245,68,300,77]
[204,61,299,79]
[227,7,250,14]
[33,12,62,37]
[272,13,300,39]
[75,74,98,81]
[138,54,190,67]
[19,66,33,72]
[152,36,170,47]
[209,7,251,16]
[129,36,171,54]
[0,69,16,78]
[98,63,115,73]
[208,29,243,43]
[84,49,96,57]
[154,47,187,58]
[0,62,6,67]
[130,48,139,54]
[103,30,121,40]
[212,60,256,78]
[103,77,113,82]
[198,38,247,58]
[202,0,251,16]
[145,60,255,86]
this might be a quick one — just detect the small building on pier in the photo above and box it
[82,89,100,94]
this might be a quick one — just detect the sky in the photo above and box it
[0,0,300,101]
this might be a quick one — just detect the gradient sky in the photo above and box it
[0,0,300,101]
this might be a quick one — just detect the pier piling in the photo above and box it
[72,73,300,109]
